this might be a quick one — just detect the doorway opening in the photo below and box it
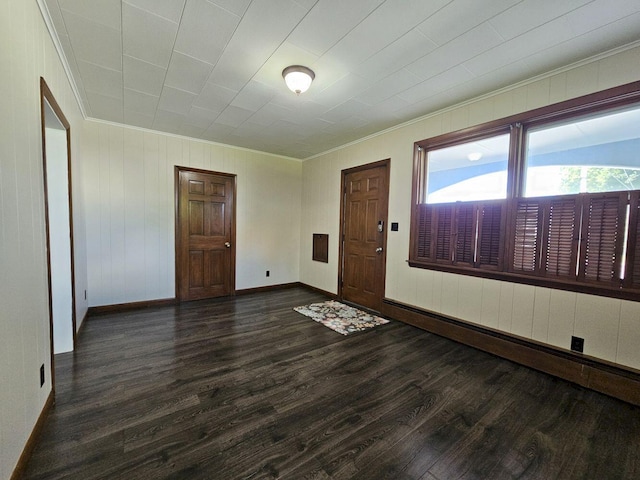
[40,78,76,393]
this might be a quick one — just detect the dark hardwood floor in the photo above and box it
[23,287,640,480]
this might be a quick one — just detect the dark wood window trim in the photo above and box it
[409,80,640,301]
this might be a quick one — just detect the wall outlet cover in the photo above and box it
[571,336,584,353]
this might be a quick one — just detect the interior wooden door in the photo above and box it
[176,168,235,301]
[340,160,389,311]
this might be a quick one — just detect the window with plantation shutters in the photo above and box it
[409,80,640,300]
[411,201,505,269]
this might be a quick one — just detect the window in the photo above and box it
[524,106,640,197]
[409,81,640,299]
[424,133,510,203]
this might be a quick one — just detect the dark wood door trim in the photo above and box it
[174,166,236,301]
[338,159,390,311]
[40,77,77,395]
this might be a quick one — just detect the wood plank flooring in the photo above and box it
[23,287,640,479]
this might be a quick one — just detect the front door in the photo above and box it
[176,167,235,301]
[340,160,389,311]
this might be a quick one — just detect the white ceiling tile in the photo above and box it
[86,92,123,122]
[489,0,592,40]
[153,109,187,132]
[124,88,159,116]
[123,55,167,97]
[77,60,123,99]
[174,0,240,65]
[326,0,451,66]
[122,3,179,68]
[58,0,121,30]
[406,22,504,79]
[565,0,640,35]
[320,99,369,123]
[399,65,475,104]
[358,29,438,79]
[186,106,221,129]
[165,52,214,94]
[179,124,207,137]
[207,0,312,91]
[214,106,254,128]
[207,0,252,17]
[62,10,122,71]
[124,110,155,128]
[248,103,294,127]
[355,68,422,105]
[417,0,518,46]
[287,0,385,56]
[230,81,276,111]
[123,0,186,23]
[158,87,197,115]
[464,18,574,77]
[193,82,238,111]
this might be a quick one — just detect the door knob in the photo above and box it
[225,242,231,248]
[376,247,383,253]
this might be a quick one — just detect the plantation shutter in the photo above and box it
[435,205,454,262]
[478,202,503,269]
[579,193,626,284]
[416,204,433,261]
[513,200,540,273]
[544,197,578,278]
[455,203,476,265]
[625,192,640,288]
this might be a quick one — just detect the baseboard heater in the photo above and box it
[381,298,640,407]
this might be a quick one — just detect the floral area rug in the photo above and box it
[293,300,390,335]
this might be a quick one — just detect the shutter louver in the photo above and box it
[630,194,640,288]
[545,198,577,278]
[416,204,432,260]
[455,204,475,265]
[513,200,540,272]
[479,203,503,268]
[436,206,453,262]
[581,194,624,284]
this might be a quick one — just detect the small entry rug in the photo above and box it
[293,300,390,335]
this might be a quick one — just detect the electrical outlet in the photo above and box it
[84,289,87,300]
[40,364,45,387]
[571,336,584,353]
[266,270,270,277]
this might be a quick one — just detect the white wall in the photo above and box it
[44,127,74,354]
[82,122,302,306]
[0,0,88,477]
[300,45,640,371]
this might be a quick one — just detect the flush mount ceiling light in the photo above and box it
[282,65,315,95]
[467,152,483,161]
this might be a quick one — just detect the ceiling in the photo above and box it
[41,0,640,159]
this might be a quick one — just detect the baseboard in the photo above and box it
[382,298,640,407]
[10,391,54,480]
[298,283,340,300]
[88,297,176,315]
[236,282,302,295]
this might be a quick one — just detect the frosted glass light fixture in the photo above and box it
[282,65,315,95]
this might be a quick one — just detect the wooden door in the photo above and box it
[176,167,235,301]
[340,160,389,311]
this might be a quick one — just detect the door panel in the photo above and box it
[177,168,235,301]
[341,162,389,311]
